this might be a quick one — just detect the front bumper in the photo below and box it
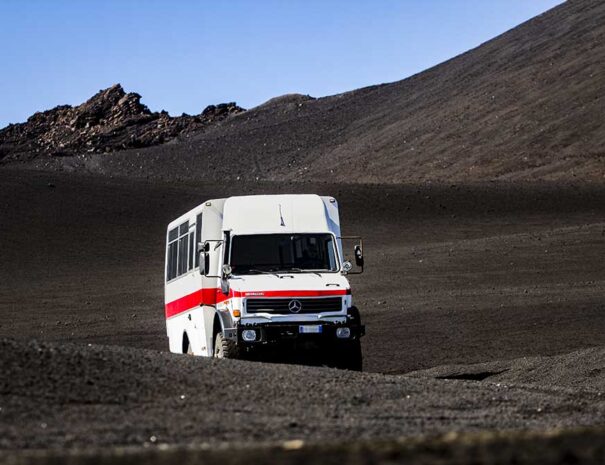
[235,318,365,345]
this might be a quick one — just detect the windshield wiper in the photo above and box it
[278,267,323,277]
[247,268,280,277]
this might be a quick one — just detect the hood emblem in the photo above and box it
[288,299,302,313]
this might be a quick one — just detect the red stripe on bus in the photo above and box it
[165,289,201,318]
[165,288,348,318]
[236,289,347,298]
[165,287,228,317]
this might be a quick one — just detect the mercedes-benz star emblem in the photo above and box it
[288,299,302,313]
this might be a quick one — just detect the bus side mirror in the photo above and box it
[198,242,210,275]
[220,266,231,295]
[199,252,206,274]
[354,244,364,268]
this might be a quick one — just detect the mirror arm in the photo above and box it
[347,268,364,275]
[197,239,224,276]
[339,236,364,274]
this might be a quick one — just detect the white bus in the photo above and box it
[164,194,364,370]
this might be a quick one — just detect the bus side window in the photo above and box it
[188,232,194,271]
[177,221,189,276]
[195,213,203,267]
[167,227,178,281]
[167,221,191,281]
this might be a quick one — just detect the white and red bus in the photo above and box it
[164,194,364,370]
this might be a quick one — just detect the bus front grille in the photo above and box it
[246,297,343,314]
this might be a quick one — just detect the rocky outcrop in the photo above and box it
[0,84,244,161]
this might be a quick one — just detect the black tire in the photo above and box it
[325,306,363,371]
[332,339,363,371]
[214,332,240,359]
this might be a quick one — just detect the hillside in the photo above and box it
[0,0,602,182]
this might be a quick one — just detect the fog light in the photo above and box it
[336,327,351,339]
[242,329,257,342]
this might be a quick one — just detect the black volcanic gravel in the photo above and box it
[1,169,604,375]
[0,170,604,450]
[1,338,604,450]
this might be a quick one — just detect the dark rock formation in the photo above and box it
[0,84,244,161]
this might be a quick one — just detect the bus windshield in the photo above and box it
[230,233,338,274]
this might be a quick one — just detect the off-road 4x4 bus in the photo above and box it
[164,194,365,370]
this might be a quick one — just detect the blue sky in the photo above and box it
[0,0,563,128]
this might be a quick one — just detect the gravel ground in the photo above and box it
[4,429,605,465]
[1,338,604,450]
[0,169,604,460]
[1,169,603,374]
[408,347,605,392]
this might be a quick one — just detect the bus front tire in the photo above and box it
[214,332,240,359]
[332,339,363,371]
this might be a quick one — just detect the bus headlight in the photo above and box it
[336,327,351,339]
[242,329,257,342]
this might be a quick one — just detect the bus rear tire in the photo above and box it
[182,333,194,355]
[214,332,240,359]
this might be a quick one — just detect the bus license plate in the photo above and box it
[299,325,322,334]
